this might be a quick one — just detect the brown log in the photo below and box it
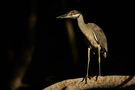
[43,76,135,90]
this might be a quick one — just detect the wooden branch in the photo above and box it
[43,75,135,90]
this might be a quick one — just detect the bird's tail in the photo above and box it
[103,52,107,58]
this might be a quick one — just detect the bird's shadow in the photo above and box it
[114,76,135,88]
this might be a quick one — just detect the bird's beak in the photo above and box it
[56,14,69,19]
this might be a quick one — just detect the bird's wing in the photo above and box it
[87,23,108,52]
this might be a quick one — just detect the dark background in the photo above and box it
[1,0,135,89]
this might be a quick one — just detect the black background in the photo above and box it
[1,0,135,89]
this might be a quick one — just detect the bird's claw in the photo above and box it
[94,75,101,81]
[81,75,100,84]
[95,76,98,81]
[81,76,91,84]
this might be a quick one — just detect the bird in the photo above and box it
[56,10,108,84]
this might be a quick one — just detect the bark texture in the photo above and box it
[43,75,135,90]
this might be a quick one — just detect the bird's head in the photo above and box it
[56,10,81,19]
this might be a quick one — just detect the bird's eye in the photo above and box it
[69,13,74,16]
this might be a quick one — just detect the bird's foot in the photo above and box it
[81,76,91,84]
[94,74,101,81]
[95,75,98,81]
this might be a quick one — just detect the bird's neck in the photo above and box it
[77,14,85,26]
[77,14,88,34]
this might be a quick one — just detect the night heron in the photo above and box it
[56,10,108,84]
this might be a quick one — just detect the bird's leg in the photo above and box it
[96,45,101,80]
[81,47,91,84]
